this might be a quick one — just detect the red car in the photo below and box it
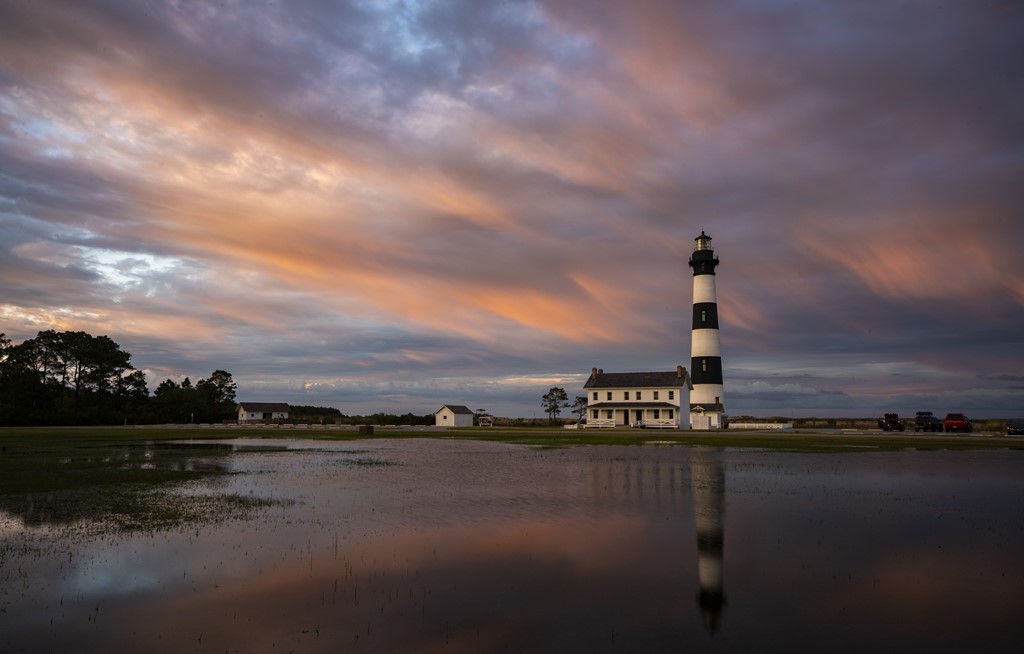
[943,413,973,433]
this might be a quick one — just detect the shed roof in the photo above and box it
[436,404,475,415]
[237,402,290,412]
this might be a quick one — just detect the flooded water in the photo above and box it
[2,438,1023,653]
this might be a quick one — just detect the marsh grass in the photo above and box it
[0,428,296,533]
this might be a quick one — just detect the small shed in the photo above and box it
[435,405,475,427]
[237,402,290,422]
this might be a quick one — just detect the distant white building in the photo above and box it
[435,405,475,427]
[237,402,290,422]
[582,366,693,428]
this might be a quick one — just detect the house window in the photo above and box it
[606,410,613,419]
[636,391,642,401]
[654,409,661,419]
[607,392,612,401]
[624,391,630,401]
[593,392,598,401]
[653,391,659,400]
[668,409,674,419]
[592,410,598,419]
[669,390,675,400]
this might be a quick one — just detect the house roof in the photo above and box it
[436,404,475,415]
[584,368,691,390]
[237,402,290,412]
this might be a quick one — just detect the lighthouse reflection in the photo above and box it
[691,447,726,634]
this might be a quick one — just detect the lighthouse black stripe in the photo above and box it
[692,303,719,329]
[690,356,723,385]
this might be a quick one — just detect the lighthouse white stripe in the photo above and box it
[692,276,718,304]
[691,384,725,405]
[690,330,721,357]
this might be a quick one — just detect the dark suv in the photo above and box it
[913,411,943,432]
[943,413,973,433]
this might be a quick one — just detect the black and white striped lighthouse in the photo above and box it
[689,231,726,429]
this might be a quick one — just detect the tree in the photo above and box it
[0,330,144,425]
[571,396,588,424]
[152,370,237,423]
[541,387,570,422]
[196,370,237,421]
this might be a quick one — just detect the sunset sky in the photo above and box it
[2,1,1023,418]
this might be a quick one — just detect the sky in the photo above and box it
[2,0,1023,419]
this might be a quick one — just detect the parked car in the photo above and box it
[913,411,943,432]
[878,412,904,432]
[1007,420,1024,435]
[944,413,973,433]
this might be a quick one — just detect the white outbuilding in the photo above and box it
[435,405,475,427]
[237,402,290,423]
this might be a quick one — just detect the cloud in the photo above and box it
[1,0,1022,417]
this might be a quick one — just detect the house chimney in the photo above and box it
[591,367,598,378]
[677,365,685,378]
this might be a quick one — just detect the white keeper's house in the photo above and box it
[435,404,475,427]
[237,402,290,423]
[582,366,693,428]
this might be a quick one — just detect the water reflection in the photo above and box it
[1,440,1023,653]
[692,447,726,634]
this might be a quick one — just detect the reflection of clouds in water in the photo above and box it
[70,555,161,596]
[0,511,22,534]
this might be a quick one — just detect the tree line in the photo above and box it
[0,330,237,426]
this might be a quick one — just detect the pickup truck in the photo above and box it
[913,411,943,432]
[878,412,904,432]
[943,413,972,433]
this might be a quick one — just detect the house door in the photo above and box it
[635,410,643,424]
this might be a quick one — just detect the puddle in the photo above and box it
[1,439,1022,652]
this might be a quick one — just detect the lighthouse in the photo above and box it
[689,231,726,429]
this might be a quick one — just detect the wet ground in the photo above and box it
[2,438,1023,653]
